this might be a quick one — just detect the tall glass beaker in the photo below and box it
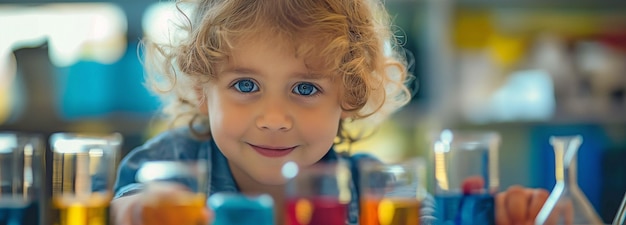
[50,132,121,225]
[0,132,45,225]
[284,160,352,225]
[431,129,500,225]
[359,158,426,225]
[534,135,604,225]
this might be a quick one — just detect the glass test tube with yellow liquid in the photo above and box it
[50,133,121,225]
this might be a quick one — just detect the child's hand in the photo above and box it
[111,192,143,225]
[111,182,212,225]
[495,185,549,225]
[461,177,550,225]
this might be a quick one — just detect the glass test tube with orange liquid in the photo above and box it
[359,158,426,225]
[136,160,208,225]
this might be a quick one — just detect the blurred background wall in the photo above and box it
[1,0,625,222]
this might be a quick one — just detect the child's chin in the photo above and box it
[255,175,289,186]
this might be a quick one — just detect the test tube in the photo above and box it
[50,132,121,225]
[284,160,352,225]
[359,158,426,225]
[431,129,500,225]
[208,192,275,225]
[0,132,44,225]
[137,160,209,225]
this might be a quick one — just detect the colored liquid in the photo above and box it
[434,194,494,225]
[142,193,207,225]
[51,194,111,225]
[0,199,38,225]
[361,197,420,225]
[211,194,274,225]
[286,197,348,225]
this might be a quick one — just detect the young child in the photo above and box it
[110,0,549,224]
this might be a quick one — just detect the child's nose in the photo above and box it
[255,101,293,131]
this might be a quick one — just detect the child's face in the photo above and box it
[202,38,346,185]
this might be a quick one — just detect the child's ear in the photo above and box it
[195,86,208,115]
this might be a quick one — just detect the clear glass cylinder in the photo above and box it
[50,132,122,225]
[208,193,274,225]
[359,158,426,225]
[284,161,352,225]
[431,129,500,225]
[535,135,604,225]
[137,160,210,225]
[0,132,45,225]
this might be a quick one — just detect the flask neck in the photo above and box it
[558,156,578,186]
[551,136,582,186]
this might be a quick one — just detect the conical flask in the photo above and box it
[535,135,604,225]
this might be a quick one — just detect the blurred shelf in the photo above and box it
[456,0,626,8]
[0,114,154,135]
[454,116,626,128]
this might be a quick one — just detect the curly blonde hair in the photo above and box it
[143,0,413,143]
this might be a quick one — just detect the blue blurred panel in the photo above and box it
[530,124,608,213]
[55,61,114,120]
[54,42,160,120]
[109,42,160,114]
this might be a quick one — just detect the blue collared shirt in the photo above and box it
[112,128,435,225]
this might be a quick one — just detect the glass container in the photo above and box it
[0,132,44,225]
[359,158,426,225]
[535,135,603,225]
[431,129,500,225]
[284,161,352,225]
[50,132,121,225]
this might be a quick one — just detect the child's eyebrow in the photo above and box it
[222,67,258,76]
[223,66,326,80]
[294,72,326,80]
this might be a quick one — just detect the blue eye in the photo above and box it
[292,83,318,96]
[234,79,258,93]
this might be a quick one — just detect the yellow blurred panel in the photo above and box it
[528,12,601,37]
[487,32,529,68]
[453,10,494,49]
[0,54,16,125]
[0,87,8,124]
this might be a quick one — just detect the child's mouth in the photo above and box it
[249,144,296,157]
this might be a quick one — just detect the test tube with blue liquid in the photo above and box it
[0,133,44,225]
[208,192,275,225]
[431,129,500,225]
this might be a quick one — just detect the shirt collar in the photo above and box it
[208,140,239,194]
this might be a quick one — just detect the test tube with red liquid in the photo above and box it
[284,161,352,225]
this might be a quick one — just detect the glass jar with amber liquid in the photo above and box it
[50,133,121,225]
